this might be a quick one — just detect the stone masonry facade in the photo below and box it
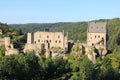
[0,21,108,63]
[24,31,68,56]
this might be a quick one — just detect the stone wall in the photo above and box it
[24,31,68,55]
[87,21,108,49]
[0,37,19,55]
[87,33,107,49]
[5,49,19,55]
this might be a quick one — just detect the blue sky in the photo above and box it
[0,0,120,24]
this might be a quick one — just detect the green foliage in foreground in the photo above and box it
[0,53,71,80]
[0,52,119,80]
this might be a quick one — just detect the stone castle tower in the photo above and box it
[87,21,108,49]
[27,32,34,44]
[84,21,108,63]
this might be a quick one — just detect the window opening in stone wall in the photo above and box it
[55,40,57,43]
[48,43,50,49]
[95,35,96,38]
[59,40,61,43]
[50,40,51,43]
[47,35,49,38]
[98,35,100,38]
[38,40,40,42]
[58,35,60,38]
[102,37,104,45]
[46,40,48,43]
[92,43,94,46]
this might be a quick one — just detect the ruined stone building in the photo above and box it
[87,22,108,50]
[71,21,109,63]
[24,31,68,56]
[86,21,108,63]
[0,37,19,55]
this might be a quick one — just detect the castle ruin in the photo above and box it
[71,21,108,63]
[0,21,108,63]
[86,21,108,63]
[87,22,108,50]
[0,37,19,55]
[24,31,68,57]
